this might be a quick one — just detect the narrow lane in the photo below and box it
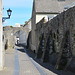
[14,46,58,75]
[15,46,41,75]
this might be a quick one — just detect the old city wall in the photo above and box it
[36,6,75,56]
[3,26,30,49]
[35,6,75,71]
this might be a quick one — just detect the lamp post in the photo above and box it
[2,8,12,22]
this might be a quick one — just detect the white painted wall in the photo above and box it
[0,0,3,70]
[36,14,57,24]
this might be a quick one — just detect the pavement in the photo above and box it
[0,46,75,75]
[0,48,15,75]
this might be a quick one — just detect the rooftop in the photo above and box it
[34,0,75,13]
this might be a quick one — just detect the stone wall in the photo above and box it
[3,26,30,49]
[34,6,75,72]
[3,26,15,49]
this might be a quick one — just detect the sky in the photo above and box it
[3,0,33,27]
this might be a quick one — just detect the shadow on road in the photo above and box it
[15,44,25,53]
[17,49,25,52]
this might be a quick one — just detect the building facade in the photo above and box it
[0,0,3,70]
[16,19,32,46]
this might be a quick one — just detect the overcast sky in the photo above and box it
[3,0,33,26]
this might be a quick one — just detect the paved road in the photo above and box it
[0,49,15,75]
[0,46,74,75]
[14,46,59,75]
[15,46,41,75]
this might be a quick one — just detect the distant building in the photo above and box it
[15,23,20,27]
[14,19,32,46]
[18,19,32,46]
[23,19,32,31]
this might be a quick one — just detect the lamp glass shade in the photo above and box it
[7,8,12,17]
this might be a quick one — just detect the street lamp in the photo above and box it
[2,8,12,22]
[7,8,12,18]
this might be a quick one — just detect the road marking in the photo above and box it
[13,48,19,75]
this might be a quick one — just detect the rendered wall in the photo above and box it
[0,0,3,70]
